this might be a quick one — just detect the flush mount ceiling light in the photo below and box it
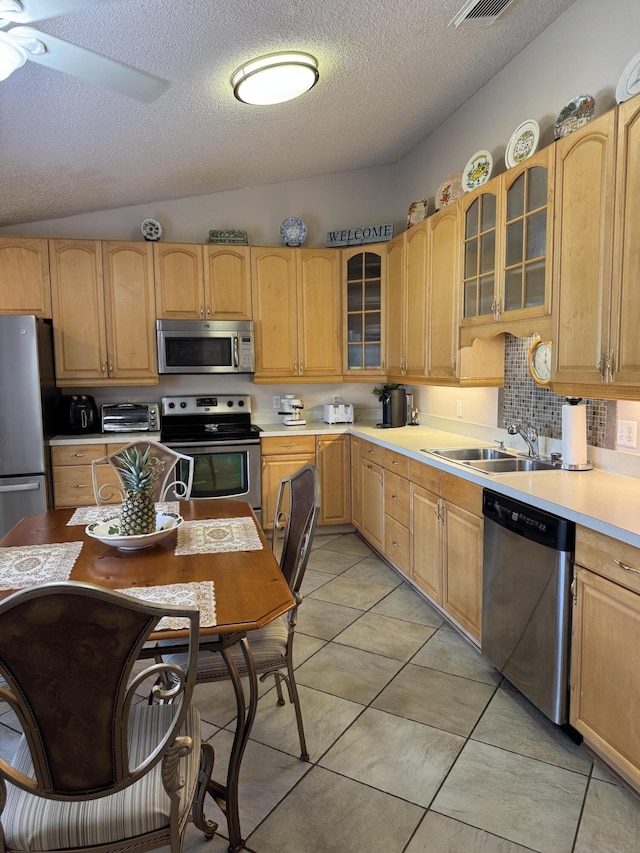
[231,51,319,105]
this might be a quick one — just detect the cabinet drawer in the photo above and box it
[385,514,410,573]
[410,459,440,493]
[360,441,385,467]
[384,470,409,526]
[576,526,640,595]
[53,462,122,508]
[441,472,482,516]
[261,435,316,455]
[52,444,108,466]
[384,448,409,478]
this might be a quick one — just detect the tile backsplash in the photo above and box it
[499,334,616,449]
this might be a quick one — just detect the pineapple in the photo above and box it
[114,445,157,536]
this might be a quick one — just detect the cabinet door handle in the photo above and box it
[200,306,204,317]
[392,540,399,548]
[108,363,113,375]
[391,494,399,501]
[101,362,107,373]
[597,355,605,381]
[606,350,615,383]
[206,305,211,317]
[391,460,399,466]
[613,558,640,575]
[72,453,87,458]
[73,484,87,489]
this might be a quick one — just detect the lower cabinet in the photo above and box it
[383,449,410,574]
[359,441,385,551]
[260,433,351,529]
[570,526,640,791]
[409,462,483,640]
[52,443,126,508]
[351,436,362,530]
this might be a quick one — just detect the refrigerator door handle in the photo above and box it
[0,483,41,493]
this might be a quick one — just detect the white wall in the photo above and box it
[397,0,640,212]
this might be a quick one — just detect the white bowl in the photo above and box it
[86,511,183,551]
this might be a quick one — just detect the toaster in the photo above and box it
[101,402,159,433]
[323,403,354,424]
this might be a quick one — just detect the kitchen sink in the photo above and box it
[422,447,559,474]
[424,447,514,462]
[467,457,558,473]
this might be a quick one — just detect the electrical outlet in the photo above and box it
[456,399,463,418]
[273,396,281,410]
[617,419,637,448]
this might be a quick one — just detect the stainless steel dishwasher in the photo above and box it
[482,489,575,724]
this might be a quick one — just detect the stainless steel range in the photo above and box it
[160,395,262,521]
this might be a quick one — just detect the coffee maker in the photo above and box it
[279,394,306,426]
[380,388,406,428]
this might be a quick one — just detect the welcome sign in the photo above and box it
[325,222,394,247]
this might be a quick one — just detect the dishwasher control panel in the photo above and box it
[482,490,575,552]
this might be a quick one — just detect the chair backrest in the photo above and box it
[92,440,194,505]
[0,581,199,799]
[272,464,320,595]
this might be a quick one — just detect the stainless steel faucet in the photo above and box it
[507,420,540,459]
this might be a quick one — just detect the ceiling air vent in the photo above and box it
[449,0,517,28]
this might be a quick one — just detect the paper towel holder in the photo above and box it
[560,397,594,471]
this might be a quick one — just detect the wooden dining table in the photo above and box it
[0,498,295,853]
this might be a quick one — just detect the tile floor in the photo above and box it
[1,532,639,852]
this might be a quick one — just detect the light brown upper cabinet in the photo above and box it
[460,147,554,346]
[552,110,619,394]
[251,247,341,381]
[386,223,430,382]
[0,237,51,317]
[554,95,640,398]
[427,203,503,386]
[50,239,157,386]
[155,243,252,321]
[343,246,387,380]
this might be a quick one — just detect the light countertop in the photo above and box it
[50,422,640,549]
[256,419,640,548]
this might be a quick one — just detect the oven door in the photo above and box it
[167,441,261,522]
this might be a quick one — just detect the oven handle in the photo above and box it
[163,440,260,451]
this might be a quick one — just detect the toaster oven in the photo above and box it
[101,403,160,433]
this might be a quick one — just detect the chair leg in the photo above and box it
[285,660,309,761]
[193,742,218,840]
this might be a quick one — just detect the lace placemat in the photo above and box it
[67,502,180,526]
[0,542,83,589]
[175,517,263,555]
[117,581,216,630]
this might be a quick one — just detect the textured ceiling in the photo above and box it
[0,0,577,227]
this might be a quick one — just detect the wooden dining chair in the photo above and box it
[91,439,194,505]
[161,463,321,761]
[0,580,216,853]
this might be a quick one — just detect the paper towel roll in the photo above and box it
[562,404,587,466]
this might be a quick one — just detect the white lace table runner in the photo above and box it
[117,581,216,630]
[67,502,180,526]
[0,542,83,589]
[176,517,263,555]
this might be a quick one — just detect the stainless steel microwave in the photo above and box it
[156,320,254,374]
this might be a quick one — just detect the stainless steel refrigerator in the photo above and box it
[0,315,59,538]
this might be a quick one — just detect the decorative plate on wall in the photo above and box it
[140,218,163,241]
[616,50,640,103]
[462,150,493,192]
[435,172,463,209]
[280,217,307,247]
[407,199,428,228]
[505,119,540,169]
[553,95,595,139]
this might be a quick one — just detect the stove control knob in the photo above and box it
[180,402,187,408]
[168,402,175,409]
[227,400,234,407]
[237,400,245,407]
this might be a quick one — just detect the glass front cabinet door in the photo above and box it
[343,246,387,378]
[460,147,554,343]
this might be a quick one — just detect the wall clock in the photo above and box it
[528,337,552,386]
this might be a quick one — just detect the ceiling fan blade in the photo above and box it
[10,26,170,102]
[0,0,108,24]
